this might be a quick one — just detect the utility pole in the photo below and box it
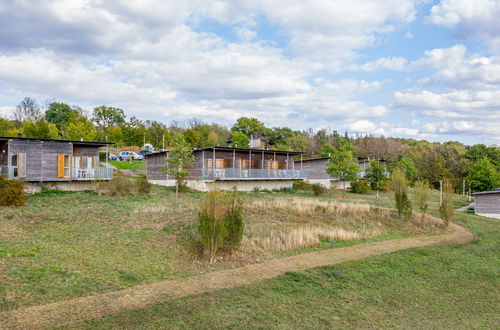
[105,136,108,169]
[469,182,472,202]
[162,134,165,150]
[439,180,443,206]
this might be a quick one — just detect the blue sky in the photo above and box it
[0,0,499,145]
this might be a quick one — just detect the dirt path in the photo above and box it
[0,224,474,329]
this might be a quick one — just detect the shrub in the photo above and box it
[223,188,244,251]
[293,180,312,191]
[135,178,152,194]
[413,180,431,214]
[198,190,228,264]
[98,176,133,197]
[311,183,326,196]
[0,175,25,207]
[272,187,296,194]
[440,180,454,226]
[390,169,412,220]
[350,180,370,194]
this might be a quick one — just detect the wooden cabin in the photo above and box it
[294,156,385,189]
[0,136,113,192]
[473,189,500,219]
[146,147,307,191]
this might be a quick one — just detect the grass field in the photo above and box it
[69,209,499,329]
[0,186,455,312]
[108,160,146,173]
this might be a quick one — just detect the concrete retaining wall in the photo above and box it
[304,179,351,189]
[148,179,294,192]
[24,181,99,194]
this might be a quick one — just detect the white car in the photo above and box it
[118,151,144,161]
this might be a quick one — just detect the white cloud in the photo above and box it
[426,0,500,53]
[350,57,408,72]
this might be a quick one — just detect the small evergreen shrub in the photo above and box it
[350,180,370,194]
[0,175,25,207]
[223,188,244,251]
[440,180,454,226]
[311,183,326,196]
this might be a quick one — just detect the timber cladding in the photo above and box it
[474,193,500,215]
[295,158,330,179]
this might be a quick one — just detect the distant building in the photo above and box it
[473,189,500,219]
[146,147,307,191]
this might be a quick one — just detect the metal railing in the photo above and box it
[202,168,308,180]
[71,167,113,180]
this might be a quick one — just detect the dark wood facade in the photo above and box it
[146,147,303,181]
[294,156,381,180]
[0,137,112,182]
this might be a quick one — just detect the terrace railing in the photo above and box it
[71,167,113,180]
[202,168,308,180]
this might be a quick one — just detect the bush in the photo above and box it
[272,187,296,194]
[0,175,25,207]
[223,188,244,251]
[413,180,431,214]
[198,190,228,264]
[440,180,454,226]
[390,169,412,220]
[135,178,152,194]
[311,183,326,196]
[350,180,370,194]
[293,180,312,191]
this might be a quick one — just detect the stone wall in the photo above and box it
[148,179,295,192]
[24,181,99,194]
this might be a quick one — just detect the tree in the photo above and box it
[390,168,412,220]
[65,116,97,141]
[198,189,228,264]
[121,116,146,146]
[392,157,418,183]
[282,133,308,152]
[231,117,267,137]
[92,106,125,131]
[162,134,195,201]
[145,120,170,150]
[230,131,250,148]
[413,180,431,214]
[365,160,386,197]
[326,139,360,198]
[0,118,18,137]
[13,97,43,122]
[22,119,59,139]
[466,158,499,192]
[439,180,454,226]
[44,102,74,132]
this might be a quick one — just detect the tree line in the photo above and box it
[1,97,499,193]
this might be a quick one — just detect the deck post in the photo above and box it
[212,147,215,178]
[202,150,205,177]
[249,150,251,170]
[286,152,289,170]
[300,154,303,171]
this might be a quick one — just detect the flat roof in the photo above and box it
[473,189,500,196]
[295,156,374,162]
[0,136,114,146]
[146,146,305,157]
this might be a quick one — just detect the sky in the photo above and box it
[0,0,499,145]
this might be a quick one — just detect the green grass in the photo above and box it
[108,160,146,172]
[66,209,500,329]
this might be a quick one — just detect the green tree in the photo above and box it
[365,160,386,197]
[393,157,418,183]
[182,128,202,148]
[65,116,97,141]
[162,134,195,201]
[145,120,170,150]
[390,168,412,220]
[466,158,499,192]
[198,189,227,264]
[230,131,250,148]
[282,133,308,152]
[121,116,146,146]
[92,106,126,137]
[206,131,220,147]
[44,102,74,132]
[22,119,59,139]
[0,118,18,137]
[413,180,431,214]
[326,140,360,197]
[231,117,267,137]
[223,188,244,251]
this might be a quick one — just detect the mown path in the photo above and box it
[0,224,474,329]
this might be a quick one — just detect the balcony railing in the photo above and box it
[0,166,113,180]
[202,168,308,180]
[71,167,113,180]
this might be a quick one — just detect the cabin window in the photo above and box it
[11,153,18,177]
[57,154,71,178]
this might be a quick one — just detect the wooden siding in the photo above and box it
[475,193,500,215]
[147,149,295,180]
[0,141,7,166]
[294,158,330,179]
[6,139,101,181]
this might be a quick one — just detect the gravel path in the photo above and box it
[0,223,474,329]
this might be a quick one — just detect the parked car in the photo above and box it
[138,149,154,156]
[118,151,144,161]
[109,154,118,161]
